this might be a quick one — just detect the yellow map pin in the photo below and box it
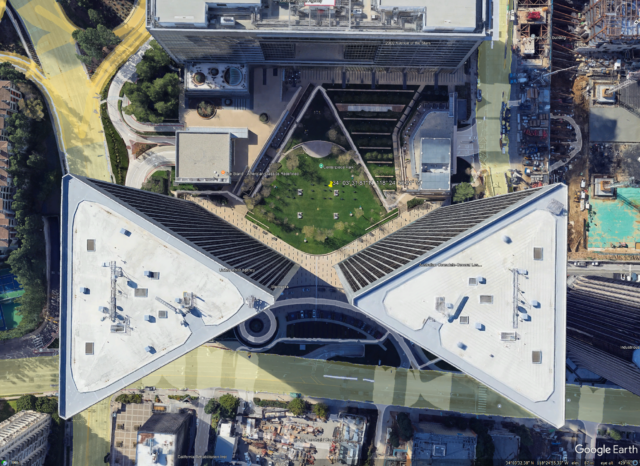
[328,181,333,187]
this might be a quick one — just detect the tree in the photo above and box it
[16,394,37,412]
[608,429,622,441]
[0,62,27,83]
[288,398,308,416]
[18,98,45,121]
[36,397,58,414]
[312,403,329,420]
[389,429,400,448]
[72,25,120,62]
[122,73,180,123]
[204,399,220,415]
[453,182,475,203]
[88,9,104,25]
[396,413,414,441]
[218,394,240,418]
[136,41,172,81]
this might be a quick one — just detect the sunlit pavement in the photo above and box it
[0,0,6,21]
[72,398,111,466]
[476,0,513,196]
[4,0,150,180]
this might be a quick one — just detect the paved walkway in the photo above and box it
[125,145,176,188]
[189,196,436,288]
[549,114,583,172]
[5,0,150,180]
[476,0,513,196]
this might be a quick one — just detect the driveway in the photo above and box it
[125,145,176,188]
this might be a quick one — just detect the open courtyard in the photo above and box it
[246,149,396,254]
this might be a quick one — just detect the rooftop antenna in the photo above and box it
[109,261,123,322]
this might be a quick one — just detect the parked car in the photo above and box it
[591,262,600,266]
[477,89,482,102]
[573,261,587,267]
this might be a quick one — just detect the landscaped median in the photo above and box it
[244,149,398,254]
[100,102,128,184]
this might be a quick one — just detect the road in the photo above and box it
[72,398,111,466]
[567,262,640,278]
[4,0,150,180]
[125,145,176,188]
[193,397,212,466]
[476,0,513,196]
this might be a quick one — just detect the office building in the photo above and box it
[335,184,568,427]
[566,275,640,397]
[147,0,495,68]
[59,175,298,418]
[409,423,477,464]
[0,411,51,466]
[136,413,191,466]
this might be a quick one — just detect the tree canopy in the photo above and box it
[396,412,414,441]
[453,182,475,203]
[136,41,172,81]
[0,63,27,83]
[288,398,308,416]
[204,399,220,415]
[16,394,37,411]
[312,402,329,420]
[218,394,240,418]
[72,25,120,64]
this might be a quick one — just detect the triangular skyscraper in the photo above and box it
[60,175,298,418]
[335,184,567,427]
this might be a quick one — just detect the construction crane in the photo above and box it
[608,177,640,188]
[605,71,640,96]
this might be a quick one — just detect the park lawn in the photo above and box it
[0,399,17,422]
[247,150,393,254]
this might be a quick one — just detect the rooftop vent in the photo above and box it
[457,342,467,350]
[533,247,543,261]
[134,288,149,298]
[144,271,159,279]
[517,268,528,275]
[475,322,484,331]
[158,310,168,319]
[501,332,517,341]
[531,299,540,308]
[87,239,96,252]
[479,295,493,304]
[532,351,542,364]
[85,342,94,355]
[144,315,152,322]
[78,287,89,294]
[99,306,109,314]
[220,16,235,27]
[145,346,154,353]
[502,235,511,244]
[459,316,469,324]
[468,277,478,286]
[111,324,125,333]
[435,297,446,312]
[120,228,131,237]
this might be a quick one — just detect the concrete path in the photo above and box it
[301,141,335,158]
[6,0,150,180]
[125,145,176,188]
[549,114,583,172]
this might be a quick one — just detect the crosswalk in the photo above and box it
[477,385,488,414]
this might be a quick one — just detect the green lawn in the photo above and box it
[247,150,395,254]
[0,400,17,422]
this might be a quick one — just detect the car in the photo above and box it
[574,261,587,267]
[591,261,600,266]
[477,89,482,102]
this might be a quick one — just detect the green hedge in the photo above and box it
[100,103,128,185]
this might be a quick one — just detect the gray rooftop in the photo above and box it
[421,138,451,164]
[140,413,191,434]
[176,132,232,184]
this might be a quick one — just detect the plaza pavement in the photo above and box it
[189,195,437,288]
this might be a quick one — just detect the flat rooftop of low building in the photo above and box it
[176,131,233,184]
[156,0,260,25]
[338,184,567,427]
[378,0,478,30]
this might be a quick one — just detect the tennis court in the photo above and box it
[0,270,25,331]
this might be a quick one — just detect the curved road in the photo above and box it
[3,0,150,180]
[125,145,176,188]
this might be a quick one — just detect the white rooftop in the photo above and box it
[72,202,244,392]
[351,185,567,427]
[136,433,178,466]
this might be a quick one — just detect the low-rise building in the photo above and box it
[409,423,477,464]
[0,410,51,466]
[214,421,239,463]
[136,412,191,466]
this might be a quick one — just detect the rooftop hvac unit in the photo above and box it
[475,322,484,331]
[517,268,528,275]
[99,306,109,314]
[134,288,149,298]
[78,287,89,294]
[457,342,467,350]
[532,351,542,364]
[158,310,169,319]
[459,316,469,324]
[533,247,543,260]
[501,332,516,341]
[111,324,125,333]
[85,342,94,355]
[87,239,96,251]
[468,277,478,286]
[144,315,152,322]
[435,297,446,312]
[531,300,540,308]
[220,17,235,27]
[120,228,131,237]
[479,295,493,304]
[502,235,511,244]
[145,346,154,353]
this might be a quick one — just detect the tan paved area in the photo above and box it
[0,356,58,397]
[190,196,436,287]
[124,346,640,426]
[182,68,290,174]
[73,398,111,466]
[112,402,153,466]
[476,0,513,196]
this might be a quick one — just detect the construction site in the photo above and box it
[536,0,640,259]
[234,408,368,466]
